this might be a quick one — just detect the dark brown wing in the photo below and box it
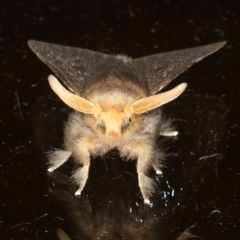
[28,40,226,97]
[28,40,125,95]
[131,41,226,95]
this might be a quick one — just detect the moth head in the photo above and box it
[48,75,187,137]
[92,99,133,138]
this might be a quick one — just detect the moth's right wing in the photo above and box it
[28,40,124,95]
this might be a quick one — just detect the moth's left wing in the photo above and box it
[131,41,226,95]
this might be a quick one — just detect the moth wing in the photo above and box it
[28,40,124,95]
[131,41,226,95]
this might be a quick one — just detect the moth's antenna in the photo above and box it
[48,75,95,114]
[132,83,187,114]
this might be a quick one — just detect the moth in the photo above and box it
[28,40,226,204]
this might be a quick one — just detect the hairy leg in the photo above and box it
[71,135,103,196]
[121,139,155,204]
[47,149,72,172]
[151,158,162,175]
[137,157,155,205]
[71,137,92,196]
[160,130,178,136]
[156,128,177,173]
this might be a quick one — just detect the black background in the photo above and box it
[1,0,240,239]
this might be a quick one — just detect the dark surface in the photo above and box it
[1,0,240,239]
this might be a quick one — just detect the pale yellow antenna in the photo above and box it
[132,83,187,114]
[48,75,95,114]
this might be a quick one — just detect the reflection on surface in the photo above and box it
[48,172,192,240]
[57,229,193,240]
[48,171,159,239]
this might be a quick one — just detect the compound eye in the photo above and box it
[121,121,129,129]
[99,121,106,129]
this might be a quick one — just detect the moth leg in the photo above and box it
[123,139,155,204]
[151,151,165,175]
[137,158,155,205]
[72,148,90,196]
[47,149,72,172]
[71,135,100,196]
[73,164,90,196]
[160,130,178,137]
[152,160,163,175]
